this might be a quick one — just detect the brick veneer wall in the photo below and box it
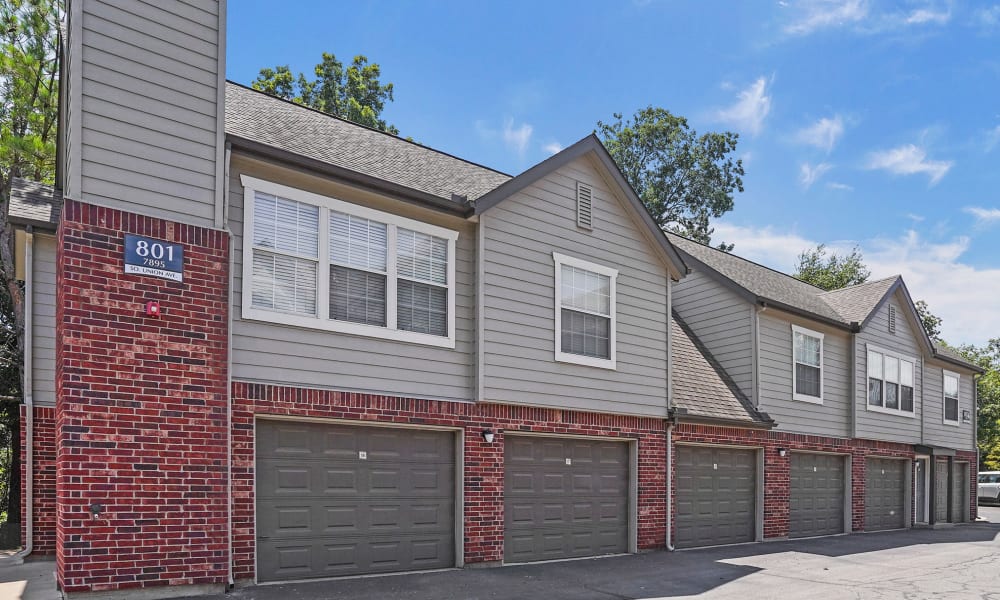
[20,405,57,554]
[958,450,978,522]
[231,383,667,582]
[56,200,230,594]
[672,423,916,539]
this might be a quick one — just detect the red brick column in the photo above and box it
[56,200,229,595]
[20,405,57,554]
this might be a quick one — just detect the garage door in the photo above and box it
[951,463,969,522]
[256,421,455,582]
[789,453,846,538]
[504,436,629,563]
[675,446,756,548]
[865,458,906,531]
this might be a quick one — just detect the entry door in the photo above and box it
[914,458,928,524]
[675,445,757,548]
[255,421,456,582]
[504,436,630,563]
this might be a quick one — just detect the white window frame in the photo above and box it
[865,344,917,418]
[942,369,960,427]
[791,324,824,404]
[553,252,617,370]
[240,176,458,348]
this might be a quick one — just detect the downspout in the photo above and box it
[14,230,35,562]
[973,373,980,520]
[222,142,235,590]
[665,278,674,551]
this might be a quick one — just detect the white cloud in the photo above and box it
[784,0,869,35]
[986,125,1000,152]
[794,115,845,152]
[712,222,1000,346]
[827,181,854,191]
[542,142,564,155]
[715,77,772,136]
[502,118,533,157]
[865,144,953,185]
[904,8,950,25]
[964,206,1000,224]
[976,5,1000,28]
[800,162,833,188]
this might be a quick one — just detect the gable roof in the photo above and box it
[7,177,62,231]
[225,82,511,212]
[668,232,983,373]
[671,312,773,427]
[474,134,689,279]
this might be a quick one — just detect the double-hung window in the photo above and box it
[553,253,617,369]
[242,176,458,348]
[943,370,960,426]
[867,347,915,415]
[791,325,823,403]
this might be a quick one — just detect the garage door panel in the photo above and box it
[256,421,455,582]
[789,453,845,538]
[504,437,629,563]
[675,446,757,548]
[865,458,906,531]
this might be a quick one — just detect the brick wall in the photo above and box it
[959,450,978,522]
[672,423,916,539]
[20,405,56,554]
[56,200,230,594]
[231,383,667,582]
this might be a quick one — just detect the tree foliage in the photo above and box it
[252,53,399,135]
[956,339,1000,470]
[0,0,61,524]
[597,107,744,250]
[914,300,943,341]
[793,245,871,291]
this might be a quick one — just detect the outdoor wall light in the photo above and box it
[777,447,788,457]
[481,429,495,443]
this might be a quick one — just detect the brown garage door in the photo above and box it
[865,458,906,531]
[952,463,969,522]
[504,436,629,563]
[256,421,455,582]
[675,445,756,548]
[790,453,846,538]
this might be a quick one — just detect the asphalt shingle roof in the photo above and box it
[7,177,62,230]
[672,312,770,426]
[225,82,511,205]
[819,276,900,325]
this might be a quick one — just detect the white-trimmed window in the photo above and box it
[943,370,960,426]
[553,253,617,369]
[792,324,823,403]
[867,346,916,416]
[241,176,458,348]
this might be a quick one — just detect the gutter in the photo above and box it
[14,230,34,562]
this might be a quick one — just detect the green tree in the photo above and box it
[0,0,61,525]
[793,244,871,291]
[914,300,943,341]
[252,53,398,135]
[597,107,744,250]
[956,339,1000,470]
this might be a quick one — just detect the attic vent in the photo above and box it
[576,181,593,230]
[888,305,897,334]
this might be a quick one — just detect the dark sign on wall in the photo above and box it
[124,234,184,282]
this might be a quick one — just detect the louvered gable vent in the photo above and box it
[888,304,897,334]
[576,181,593,230]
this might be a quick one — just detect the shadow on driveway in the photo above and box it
[184,521,1000,600]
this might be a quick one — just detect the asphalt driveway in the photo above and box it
[181,509,1000,600]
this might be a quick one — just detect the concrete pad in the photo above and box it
[0,559,59,600]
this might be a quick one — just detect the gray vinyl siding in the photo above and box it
[854,293,923,444]
[31,235,57,408]
[228,153,475,401]
[481,156,669,417]
[78,0,220,227]
[922,361,976,451]
[757,310,851,438]
[672,270,753,401]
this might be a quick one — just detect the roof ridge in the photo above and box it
[818,275,900,296]
[225,80,514,180]
[665,231,829,294]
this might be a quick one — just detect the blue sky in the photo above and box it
[227,1,1000,346]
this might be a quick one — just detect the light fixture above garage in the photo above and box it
[777,447,788,457]
[481,429,495,443]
